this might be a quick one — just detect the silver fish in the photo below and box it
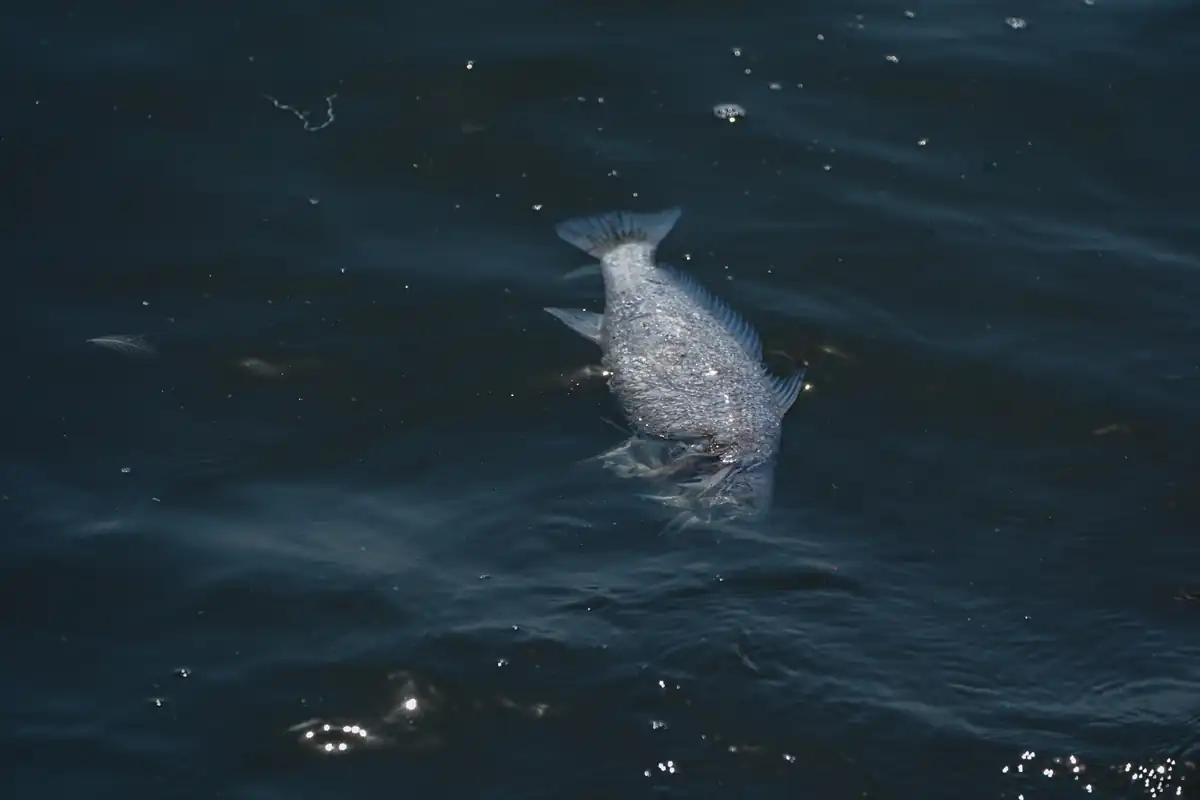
[86,334,157,357]
[545,208,806,524]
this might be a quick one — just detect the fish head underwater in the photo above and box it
[669,455,778,525]
[596,435,778,527]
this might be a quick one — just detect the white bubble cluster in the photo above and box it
[712,103,746,122]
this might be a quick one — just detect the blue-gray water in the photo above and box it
[3,1,1198,797]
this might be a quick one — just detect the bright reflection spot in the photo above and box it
[1001,750,1191,798]
[288,717,379,755]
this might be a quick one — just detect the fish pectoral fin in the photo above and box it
[544,307,604,344]
[589,436,664,476]
[561,264,602,281]
[680,463,737,494]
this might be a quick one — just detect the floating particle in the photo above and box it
[713,103,746,122]
[1005,16,1027,29]
[264,93,338,132]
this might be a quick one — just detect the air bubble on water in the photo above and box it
[1006,17,1027,29]
[291,718,377,754]
[885,54,899,63]
[731,46,742,57]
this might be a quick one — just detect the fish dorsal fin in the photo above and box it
[766,363,807,416]
[657,264,762,360]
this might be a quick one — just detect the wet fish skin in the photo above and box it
[545,208,805,520]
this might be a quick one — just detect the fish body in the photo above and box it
[545,208,806,522]
[86,334,157,357]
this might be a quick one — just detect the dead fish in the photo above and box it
[235,357,289,378]
[1092,423,1132,437]
[87,334,157,357]
[816,343,854,361]
[545,207,808,525]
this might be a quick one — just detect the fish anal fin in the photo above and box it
[561,263,602,281]
[767,363,808,415]
[544,307,604,344]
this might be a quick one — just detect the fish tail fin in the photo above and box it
[554,208,682,261]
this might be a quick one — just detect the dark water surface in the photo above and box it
[4,0,1199,797]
